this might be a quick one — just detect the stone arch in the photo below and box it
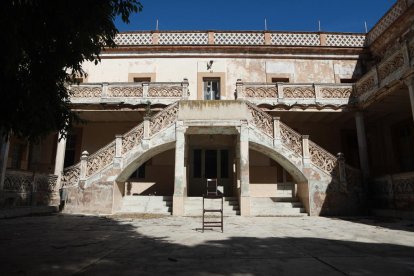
[249,142,307,183]
[117,141,176,182]
[249,141,310,214]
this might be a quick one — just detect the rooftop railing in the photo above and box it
[114,31,366,48]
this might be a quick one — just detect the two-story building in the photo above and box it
[1,0,413,217]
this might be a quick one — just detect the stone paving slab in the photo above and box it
[0,214,413,275]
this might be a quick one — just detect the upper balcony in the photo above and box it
[69,79,189,106]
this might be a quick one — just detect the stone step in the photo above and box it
[120,196,172,214]
[250,197,307,217]
[184,197,240,216]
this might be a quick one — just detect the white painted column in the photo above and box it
[54,133,67,176]
[239,122,250,216]
[0,137,10,191]
[405,77,414,121]
[355,112,370,179]
[173,121,186,216]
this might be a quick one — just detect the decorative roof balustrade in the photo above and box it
[237,82,354,108]
[113,31,366,48]
[69,80,189,105]
[365,0,410,45]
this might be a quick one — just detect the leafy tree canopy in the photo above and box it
[0,0,142,141]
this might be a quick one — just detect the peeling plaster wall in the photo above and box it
[82,57,360,100]
[126,149,175,196]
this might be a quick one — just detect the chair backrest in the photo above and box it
[206,178,218,196]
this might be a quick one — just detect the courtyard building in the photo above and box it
[1,0,413,218]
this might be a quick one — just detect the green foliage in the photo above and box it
[0,0,142,141]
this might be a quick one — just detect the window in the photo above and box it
[64,133,77,167]
[133,77,151,83]
[340,78,356,83]
[132,162,147,179]
[271,77,289,83]
[203,78,220,100]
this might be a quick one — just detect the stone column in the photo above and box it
[355,112,370,179]
[302,135,310,168]
[54,133,67,177]
[173,121,186,216]
[239,122,250,216]
[405,77,414,121]
[0,137,10,191]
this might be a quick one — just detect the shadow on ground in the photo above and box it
[0,214,413,275]
[331,216,414,232]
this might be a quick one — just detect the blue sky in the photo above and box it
[115,0,396,33]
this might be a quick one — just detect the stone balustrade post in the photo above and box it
[143,117,151,139]
[152,31,159,45]
[236,79,244,100]
[302,135,310,168]
[277,83,284,100]
[373,66,380,87]
[314,84,321,100]
[273,117,282,148]
[142,82,149,98]
[319,33,327,46]
[208,31,215,44]
[115,135,123,158]
[102,83,109,97]
[402,41,410,67]
[80,151,89,181]
[264,31,271,45]
[181,78,189,100]
[114,135,123,169]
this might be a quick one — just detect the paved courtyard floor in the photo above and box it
[0,214,413,275]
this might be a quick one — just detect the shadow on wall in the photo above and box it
[317,162,365,216]
[0,170,59,208]
[0,214,413,275]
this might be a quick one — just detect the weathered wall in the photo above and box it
[82,57,360,100]
[81,122,136,155]
[126,149,175,196]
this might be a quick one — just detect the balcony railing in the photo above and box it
[69,79,189,105]
[236,81,354,107]
[114,31,366,48]
[356,36,413,106]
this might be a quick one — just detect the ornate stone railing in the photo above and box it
[86,142,116,177]
[365,0,409,45]
[246,101,359,181]
[237,82,354,107]
[2,170,58,206]
[69,80,189,105]
[149,102,179,135]
[246,103,273,137]
[356,39,412,106]
[113,31,366,48]
[279,122,303,156]
[61,163,80,187]
[371,171,414,210]
[308,141,338,174]
[62,102,179,184]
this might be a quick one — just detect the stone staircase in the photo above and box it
[184,197,240,216]
[119,196,172,215]
[250,197,307,217]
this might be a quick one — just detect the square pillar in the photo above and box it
[239,122,250,216]
[54,133,67,188]
[405,77,414,121]
[0,137,10,191]
[173,121,187,216]
[355,112,370,181]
